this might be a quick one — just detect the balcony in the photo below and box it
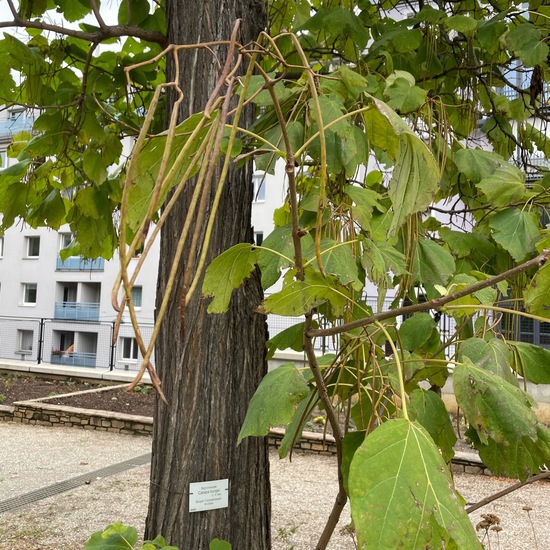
[56,256,104,271]
[50,351,97,368]
[54,302,100,321]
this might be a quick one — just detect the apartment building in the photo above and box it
[0,104,287,368]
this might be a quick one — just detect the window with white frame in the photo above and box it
[131,286,142,309]
[18,329,34,352]
[25,236,40,258]
[0,236,3,258]
[22,283,37,305]
[121,337,139,360]
[0,150,6,169]
[254,232,263,246]
[252,173,266,202]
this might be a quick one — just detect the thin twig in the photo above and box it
[466,471,550,514]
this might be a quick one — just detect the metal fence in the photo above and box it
[0,301,459,371]
[0,316,155,372]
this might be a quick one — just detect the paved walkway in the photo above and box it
[1,422,549,550]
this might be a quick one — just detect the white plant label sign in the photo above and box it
[189,478,229,513]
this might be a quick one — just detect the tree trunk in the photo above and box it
[144,1,271,548]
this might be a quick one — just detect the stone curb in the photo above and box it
[0,400,488,475]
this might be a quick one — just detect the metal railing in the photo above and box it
[56,256,105,271]
[50,351,97,368]
[54,302,100,321]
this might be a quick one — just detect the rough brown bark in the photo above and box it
[144,1,271,548]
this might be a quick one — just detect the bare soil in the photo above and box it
[0,372,476,453]
[0,372,155,416]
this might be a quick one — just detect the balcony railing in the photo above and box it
[56,256,104,271]
[54,302,100,321]
[50,351,97,368]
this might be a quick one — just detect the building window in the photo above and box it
[26,236,40,258]
[18,330,34,352]
[59,232,75,251]
[131,286,142,308]
[253,173,266,202]
[0,150,6,169]
[121,337,139,360]
[254,232,263,246]
[22,283,37,305]
[0,236,3,258]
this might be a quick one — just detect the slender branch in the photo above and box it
[0,18,166,47]
[307,249,550,338]
[466,471,550,514]
[90,0,107,31]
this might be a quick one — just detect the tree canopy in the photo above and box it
[2,0,550,548]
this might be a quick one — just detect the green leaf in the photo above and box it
[278,393,315,458]
[477,423,550,482]
[83,149,108,185]
[506,23,549,67]
[476,164,526,207]
[257,225,313,289]
[55,0,93,22]
[524,263,550,319]
[384,77,427,114]
[266,322,307,359]
[408,389,457,463]
[510,341,550,384]
[413,238,455,287]
[388,133,439,236]
[459,337,518,385]
[118,0,151,25]
[303,238,362,290]
[445,14,479,35]
[399,313,437,351]
[341,431,366,494]
[488,208,539,262]
[442,273,497,317]
[453,358,537,445]
[261,269,349,317]
[202,244,259,313]
[345,185,385,230]
[84,522,138,550]
[4,33,46,69]
[349,419,481,549]
[454,149,504,182]
[209,539,232,550]
[238,363,310,443]
[363,106,399,158]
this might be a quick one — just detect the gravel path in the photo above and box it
[0,423,549,549]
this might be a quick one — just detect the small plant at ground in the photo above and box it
[0,393,5,404]
[276,525,299,549]
[134,385,153,396]
[85,523,231,550]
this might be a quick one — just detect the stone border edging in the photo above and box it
[0,389,488,475]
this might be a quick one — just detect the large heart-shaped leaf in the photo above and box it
[348,419,481,549]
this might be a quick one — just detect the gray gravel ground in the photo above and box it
[0,422,549,549]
